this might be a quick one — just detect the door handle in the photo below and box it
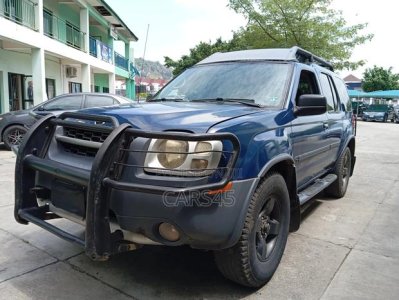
[323,122,329,129]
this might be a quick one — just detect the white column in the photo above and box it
[0,71,10,114]
[80,8,89,53]
[108,73,115,94]
[35,0,44,33]
[81,64,91,92]
[31,48,46,105]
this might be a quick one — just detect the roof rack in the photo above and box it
[291,46,333,71]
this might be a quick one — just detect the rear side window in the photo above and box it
[85,95,115,108]
[43,95,83,111]
[319,74,337,112]
[333,78,352,112]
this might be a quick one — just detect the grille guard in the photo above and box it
[14,112,240,260]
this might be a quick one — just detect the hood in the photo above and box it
[1,109,31,118]
[80,102,261,133]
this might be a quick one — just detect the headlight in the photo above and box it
[144,139,223,176]
[157,139,189,169]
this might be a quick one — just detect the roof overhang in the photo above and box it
[86,0,138,42]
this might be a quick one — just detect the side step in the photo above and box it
[298,174,337,205]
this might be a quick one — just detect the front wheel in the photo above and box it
[214,173,290,287]
[325,147,352,198]
[3,125,27,150]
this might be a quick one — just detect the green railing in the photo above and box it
[43,8,85,51]
[0,0,36,30]
[115,52,129,71]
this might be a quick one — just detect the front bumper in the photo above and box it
[14,113,250,260]
[362,114,385,121]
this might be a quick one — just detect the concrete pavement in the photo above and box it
[0,120,398,299]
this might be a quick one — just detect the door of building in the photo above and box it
[9,73,23,111]
[8,73,34,111]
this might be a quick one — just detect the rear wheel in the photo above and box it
[3,125,27,150]
[325,147,352,198]
[214,173,290,287]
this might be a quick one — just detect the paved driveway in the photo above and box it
[0,121,398,299]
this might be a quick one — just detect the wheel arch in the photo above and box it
[258,155,300,232]
[346,137,356,176]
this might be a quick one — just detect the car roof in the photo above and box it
[197,46,334,71]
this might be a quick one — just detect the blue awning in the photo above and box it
[348,89,399,99]
[348,90,369,98]
[365,90,399,98]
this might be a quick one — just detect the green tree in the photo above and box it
[362,66,399,92]
[165,0,373,76]
[164,35,245,76]
[228,0,373,70]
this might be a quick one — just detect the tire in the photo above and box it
[3,125,27,150]
[325,147,352,198]
[214,173,290,287]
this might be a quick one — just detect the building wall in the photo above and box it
[62,64,83,93]
[43,1,80,27]
[45,57,63,97]
[0,48,65,112]
[94,74,109,92]
[89,25,109,44]
[0,0,137,112]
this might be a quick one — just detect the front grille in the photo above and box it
[64,127,109,143]
[61,142,99,157]
[53,113,118,158]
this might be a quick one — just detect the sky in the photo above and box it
[108,0,399,79]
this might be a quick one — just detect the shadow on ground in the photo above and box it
[69,245,254,299]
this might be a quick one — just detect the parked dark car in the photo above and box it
[351,101,368,118]
[14,47,355,287]
[0,93,133,150]
[362,104,396,122]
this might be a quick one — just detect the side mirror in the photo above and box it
[294,94,327,116]
[37,106,44,111]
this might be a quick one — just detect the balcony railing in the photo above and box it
[115,52,129,71]
[43,9,85,51]
[0,0,36,30]
[89,36,136,76]
[89,36,113,64]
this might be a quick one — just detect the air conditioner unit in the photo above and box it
[66,66,77,78]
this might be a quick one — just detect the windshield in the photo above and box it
[367,105,388,112]
[153,62,292,107]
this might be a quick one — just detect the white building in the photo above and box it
[0,0,138,114]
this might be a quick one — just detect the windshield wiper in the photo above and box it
[149,97,186,102]
[191,98,262,107]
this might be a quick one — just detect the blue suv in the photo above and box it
[14,47,356,287]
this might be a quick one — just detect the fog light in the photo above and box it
[191,158,208,170]
[159,222,180,241]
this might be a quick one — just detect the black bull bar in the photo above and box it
[14,113,240,260]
